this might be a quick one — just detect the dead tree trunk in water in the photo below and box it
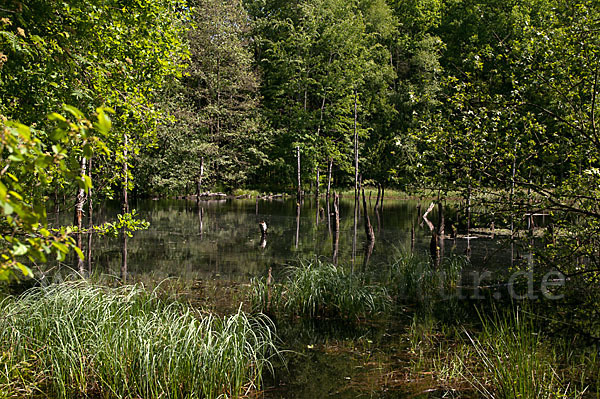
[353,90,359,203]
[326,158,332,200]
[422,202,440,265]
[332,193,340,265]
[315,165,320,198]
[87,157,93,275]
[121,133,129,283]
[295,202,300,249]
[362,188,375,268]
[74,156,87,274]
[296,146,301,201]
[437,201,445,265]
[196,157,204,203]
[362,188,375,242]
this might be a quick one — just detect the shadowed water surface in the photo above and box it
[53,196,526,280]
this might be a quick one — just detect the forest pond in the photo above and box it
[53,195,534,281]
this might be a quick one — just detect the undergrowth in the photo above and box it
[0,281,280,398]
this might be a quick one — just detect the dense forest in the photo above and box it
[3,1,600,398]
[2,0,599,279]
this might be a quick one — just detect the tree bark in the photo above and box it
[295,202,300,249]
[437,201,445,265]
[196,157,204,203]
[74,156,87,274]
[333,193,340,265]
[315,165,320,198]
[121,133,129,283]
[326,158,332,199]
[353,90,359,203]
[87,157,93,275]
[297,146,301,201]
[362,188,375,242]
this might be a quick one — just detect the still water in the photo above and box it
[64,195,519,280]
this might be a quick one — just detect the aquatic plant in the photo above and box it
[0,281,279,398]
[388,253,465,303]
[457,307,587,399]
[251,260,391,320]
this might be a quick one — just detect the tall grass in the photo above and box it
[458,307,587,399]
[388,253,464,303]
[0,281,279,398]
[251,260,390,320]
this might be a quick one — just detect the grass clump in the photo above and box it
[388,253,464,303]
[251,260,391,320]
[0,281,279,398]
[456,307,588,399]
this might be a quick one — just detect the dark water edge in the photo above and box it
[47,196,530,282]
[36,197,593,399]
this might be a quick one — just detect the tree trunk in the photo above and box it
[196,157,204,202]
[326,158,332,199]
[362,188,375,242]
[121,133,129,283]
[437,201,445,265]
[297,146,301,201]
[315,165,320,198]
[87,157,93,275]
[333,193,340,265]
[74,156,87,274]
[295,202,300,249]
[353,90,359,203]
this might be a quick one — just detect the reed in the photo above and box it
[388,253,464,302]
[0,281,280,398]
[251,260,390,319]
[457,307,587,399]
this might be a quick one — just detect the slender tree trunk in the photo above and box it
[333,193,340,265]
[327,194,332,236]
[196,157,204,202]
[353,90,359,202]
[87,157,93,275]
[295,202,300,249]
[315,165,320,198]
[510,142,517,241]
[74,156,87,274]
[296,146,301,201]
[121,133,129,283]
[362,188,375,242]
[437,201,445,265]
[352,193,358,268]
[326,158,332,199]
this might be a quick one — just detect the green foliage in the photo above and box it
[93,210,150,238]
[0,281,280,398]
[0,108,110,280]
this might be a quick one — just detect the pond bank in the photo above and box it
[6,250,596,398]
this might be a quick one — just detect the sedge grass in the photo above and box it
[251,260,391,320]
[0,281,280,398]
[388,253,464,303]
[456,307,588,399]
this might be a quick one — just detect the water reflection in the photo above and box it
[52,196,524,280]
